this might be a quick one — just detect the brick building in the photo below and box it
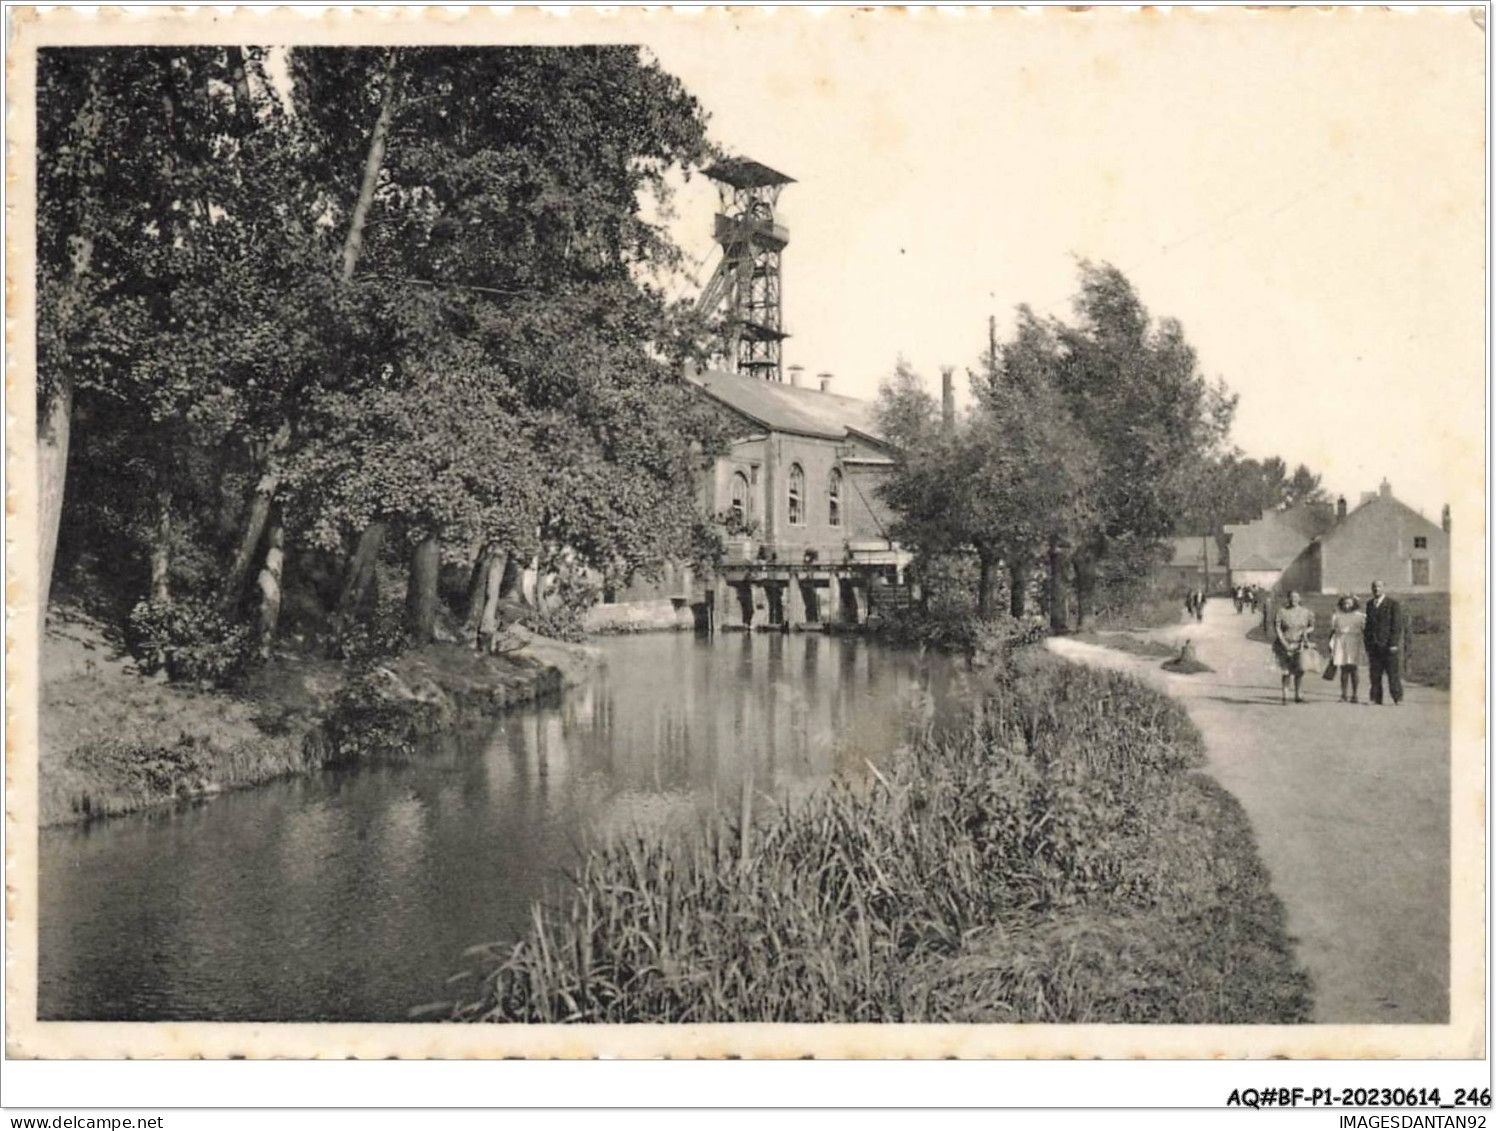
[689,366,909,628]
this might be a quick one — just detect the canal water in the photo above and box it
[39,632,968,1022]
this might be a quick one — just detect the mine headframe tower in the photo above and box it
[696,157,794,382]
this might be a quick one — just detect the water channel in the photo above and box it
[39,632,968,1022]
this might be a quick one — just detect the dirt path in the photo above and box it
[1049,598,1450,1023]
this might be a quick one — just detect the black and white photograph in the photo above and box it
[5,4,1486,1073]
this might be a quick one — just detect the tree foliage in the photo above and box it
[40,45,724,665]
[878,263,1234,626]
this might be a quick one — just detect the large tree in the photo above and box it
[42,44,727,662]
[1042,264,1234,624]
[39,47,294,617]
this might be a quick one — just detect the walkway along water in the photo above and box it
[1049,599,1450,1023]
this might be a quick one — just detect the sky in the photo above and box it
[635,8,1485,523]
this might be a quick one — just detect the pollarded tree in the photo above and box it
[973,312,1100,624]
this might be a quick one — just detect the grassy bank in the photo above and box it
[1069,631,1177,659]
[1083,594,1188,633]
[40,611,599,827]
[450,653,1312,1023]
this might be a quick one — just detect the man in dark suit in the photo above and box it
[1363,579,1404,705]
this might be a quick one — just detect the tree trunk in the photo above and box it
[463,548,508,645]
[340,50,401,284]
[149,485,173,604]
[219,420,291,612]
[229,47,256,126]
[463,548,495,633]
[406,535,440,645]
[1071,552,1095,632]
[334,520,386,624]
[476,551,508,653]
[499,553,524,602]
[1008,559,1029,619]
[256,517,285,659]
[38,74,106,622]
[1047,537,1068,633]
[37,377,74,619]
[976,554,995,619]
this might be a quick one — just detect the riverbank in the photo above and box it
[40,609,601,828]
[451,649,1312,1024]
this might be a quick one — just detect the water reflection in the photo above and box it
[39,632,962,1022]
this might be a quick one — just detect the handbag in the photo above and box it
[1322,658,1338,681]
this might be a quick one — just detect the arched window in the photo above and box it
[828,467,843,528]
[730,471,750,524]
[787,464,805,526]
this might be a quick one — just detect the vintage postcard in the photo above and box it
[5,5,1485,1062]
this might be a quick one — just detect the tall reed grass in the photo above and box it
[451,654,1312,1023]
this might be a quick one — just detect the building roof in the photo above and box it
[1166,536,1225,569]
[703,158,796,189]
[1319,488,1444,549]
[1233,553,1284,573]
[689,368,886,444]
[1223,503,1335,570]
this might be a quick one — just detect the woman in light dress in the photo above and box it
[1328,594,1367,704]
[1272,590,1317,705]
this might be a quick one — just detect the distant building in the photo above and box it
[1158,535,1227,593]
[1278,480,1450,595]
[1223,501,1336,592]
[689,366,909,628]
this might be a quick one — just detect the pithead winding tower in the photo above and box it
[696,157,795,383]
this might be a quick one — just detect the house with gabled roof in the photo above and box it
[1159,535,1228,594]
[1278,480,1450,595]
[1223,501,1336,591]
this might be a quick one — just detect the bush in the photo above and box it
[320,670,440,765]
[328,598,409,666]
[515,603,587,644]
[518,564,597,642]
[876,606,1048,664]
[124,597,258,685]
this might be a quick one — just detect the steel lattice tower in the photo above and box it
[696,158,794,382]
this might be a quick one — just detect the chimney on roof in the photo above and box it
[1336,495,1347,522]
[1379,478,1392,499]
[1442,504,1452,535]
[788,364,804,388]
[817,371,834,393]
[940,366,955,433]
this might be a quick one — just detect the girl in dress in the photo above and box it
[1328,594,1367,703]
[1273,590,1317,705]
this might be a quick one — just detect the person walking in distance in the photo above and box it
[1363,579,1404,705]
[1328,594,1367,703]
